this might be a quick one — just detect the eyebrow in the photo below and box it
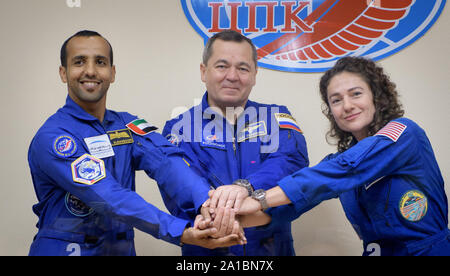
[72,55,109,61]
[328,86,364,99]
[214,59,252,68]
[348,86,364,92]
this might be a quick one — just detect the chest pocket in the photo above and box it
[195,146,232,189]
[358,177,394,233]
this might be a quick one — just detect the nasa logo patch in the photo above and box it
[53,135,77,158]
[181,0,446,72]
[399,190,428,222]
[71,154,106,185]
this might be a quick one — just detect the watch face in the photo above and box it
[254,189,265,199]
[237,179,249,186]
[253,189,268,210]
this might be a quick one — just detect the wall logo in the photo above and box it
[181,0,446,72]
[66,0,81,8]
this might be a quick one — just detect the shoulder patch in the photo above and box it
[53,135,77,158]
[71,154,106,185]
[375,121,407,142]
[274,113,303,133]
[126,119,158,136]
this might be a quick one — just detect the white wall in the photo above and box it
[0,0,448,255]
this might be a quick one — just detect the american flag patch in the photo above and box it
[375,121,407,142]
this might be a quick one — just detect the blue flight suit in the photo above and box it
[162,92,309,256]
[28,96,210,256]
[270,118,450,256]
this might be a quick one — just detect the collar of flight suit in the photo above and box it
[60,95,115,126]
[202,92,259,127]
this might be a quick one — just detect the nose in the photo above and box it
[84,60,96,77]
[225,67,239,82]
[342,96,354,112]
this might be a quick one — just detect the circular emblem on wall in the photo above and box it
[181,0,446,72]
[399,190,428,222]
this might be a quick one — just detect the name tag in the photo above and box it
[237,121,267,143]
[107,129,134,146]
[84,134,115,159]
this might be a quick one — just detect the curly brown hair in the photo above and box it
[319,57,404,152]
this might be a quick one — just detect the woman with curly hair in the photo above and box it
[236,57,450,255]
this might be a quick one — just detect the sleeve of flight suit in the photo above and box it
[277,118,419,216]
[131,131,211,220]
[264,153,338,226]
[246,105,309,191]
[30,129,190,246]
[162,118,207,179]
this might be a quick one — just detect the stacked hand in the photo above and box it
[205,185,249,212]
[180,184,272,249]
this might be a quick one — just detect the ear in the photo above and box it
[59,66,67,83]
[111,65,116,83]
[200,63,206,83]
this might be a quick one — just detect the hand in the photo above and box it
[196,206,213,229]
[196,207,247,244]
[211,207,246,243]
[180,227,242,250]
[236,196,262,215]
[193,213,212,230]
[206,185,249,212]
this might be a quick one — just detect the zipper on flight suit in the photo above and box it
[232,123,237,155]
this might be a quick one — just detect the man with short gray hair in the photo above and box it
[163,30,309,256]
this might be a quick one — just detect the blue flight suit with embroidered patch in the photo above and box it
[28,96,210,256]
[162,92,309,256]
[269,118,449,256]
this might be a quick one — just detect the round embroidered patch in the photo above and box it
[53,135,77,158]
[399,190,428,222]
[65,192,94,217]
[166,133,180,146]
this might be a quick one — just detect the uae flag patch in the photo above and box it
[375,121,407,142]
[126,119,158,136]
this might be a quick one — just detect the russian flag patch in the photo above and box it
[375,121,407,142]
[274,113,303,133]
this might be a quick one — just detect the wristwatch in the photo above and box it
[233,179,254,196]
[252,189,269,211]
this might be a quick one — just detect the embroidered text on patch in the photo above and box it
[108,129,134,146]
